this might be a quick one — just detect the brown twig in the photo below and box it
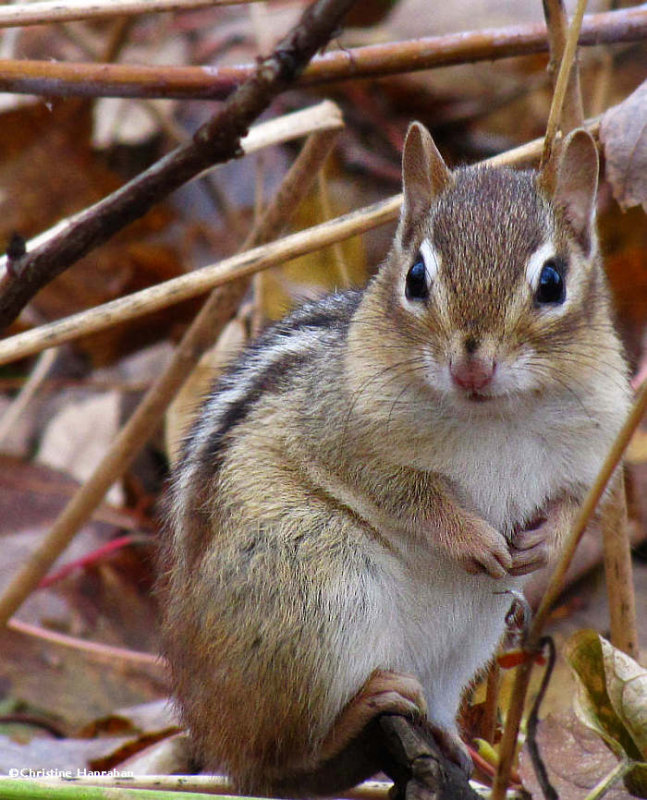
[481,660,500,745]
[491,379,647,800]
[525,638,558,800]
[379,716,480,800]
[542,0,584,134]
[0,0,355,334]
[7,618,165,672]
[599,473,638,658]
[0,347,57,443]
[541,0,587,167]
[0,7,643,101]
[0,0,259,29]
[0,116,603,367]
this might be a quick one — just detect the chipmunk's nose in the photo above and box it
[450,356,495,392]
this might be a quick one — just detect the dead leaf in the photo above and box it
[36,392,123,507]
[0,99,189,365]
[564,630,647,797]
[0,457,166,727]
[600,80,647,213]
[518,711,631,800]
[118,732,190,775]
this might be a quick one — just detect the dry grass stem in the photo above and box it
[599,474,637,658]
[0,7,644,101]
[0,347,58,443]
[492,378,647,799]
[0,0,260,30]
[0,117,602,367]
[541,0,588,167]
[0,196,399,367]
[542,0,584,133]
[5,774,394,799]
[0,99,343,292]
[317,170,350,287]
[7,618,165,672]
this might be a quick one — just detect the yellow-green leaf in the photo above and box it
[564,630,647,797]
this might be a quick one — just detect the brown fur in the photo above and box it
[157,123,629,797]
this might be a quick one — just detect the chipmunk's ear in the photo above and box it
[551,129,599,254]
[400,122,452,246]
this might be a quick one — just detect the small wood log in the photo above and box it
[378,716,480,800]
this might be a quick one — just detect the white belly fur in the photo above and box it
[374,389,627,727]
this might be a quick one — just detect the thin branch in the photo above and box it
[0,774,394,800]
[0,99,343,332]
[0,0,261,30]
[0,347,57,443]
[0,0,353,333]
[7,618,165,672]
[0,118,346,629]
[491,378,647,800]
[0,7,643,101]
[0,196,398,367]
[600,473,638,657]
[541,0,588,167]
[542,0,584,133]
[0,117,602,367]
[526,637,558,800]
[481,660,500,745]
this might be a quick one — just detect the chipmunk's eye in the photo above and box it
[405,255,429,301]
[535,259,565,305]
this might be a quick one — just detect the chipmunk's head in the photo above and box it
[368,121,610,413]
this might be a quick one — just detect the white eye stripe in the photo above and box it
[526,241,557,288]
[419,239,440,282]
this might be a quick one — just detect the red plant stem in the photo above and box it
[0,6,643,100]
[38,533,139,588]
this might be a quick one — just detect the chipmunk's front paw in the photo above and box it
[455,521,512,579]
[508,516,550,576]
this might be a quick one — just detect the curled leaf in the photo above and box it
[564,630,647,797]
[600,80,647,212]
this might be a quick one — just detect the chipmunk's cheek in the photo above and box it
[494,351,540,395]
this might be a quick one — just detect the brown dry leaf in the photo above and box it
[37,392,124,507]
[0,99,189,363]
[518,711,631,800]
[117,732,191,775]
[600,80,647,213]
[0,457,166,726]
[77,698,180,774]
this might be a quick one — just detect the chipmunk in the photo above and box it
[157,122,630,797]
